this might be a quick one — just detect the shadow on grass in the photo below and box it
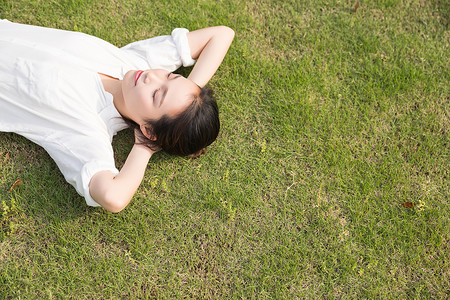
[0,130,149,223]
[0,129,183,223]
[433,0,450,27]
[0,133,90,222]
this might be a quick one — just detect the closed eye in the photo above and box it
[152,89,159,100]
[168,72,182,80]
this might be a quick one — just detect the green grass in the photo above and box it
[1,0,449,298]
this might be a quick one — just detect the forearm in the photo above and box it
[187,26,235,88]
[89,144,153,212]
[112,143,152,197]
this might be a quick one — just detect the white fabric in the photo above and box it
[0,20,196,206]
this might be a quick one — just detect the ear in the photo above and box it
[139,124,157,141]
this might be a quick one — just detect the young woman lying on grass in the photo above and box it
[0,20,234,212]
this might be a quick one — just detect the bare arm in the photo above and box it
[187,26,235,88]
[89,142,155,213]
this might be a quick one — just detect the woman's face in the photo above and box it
[122,69,200,125]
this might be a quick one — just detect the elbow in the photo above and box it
[106,194,130,213]
[89,171,132,213]
[105,202,127,213]
[220,26,235,40]
[98,190,131,213]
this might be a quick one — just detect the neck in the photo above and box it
[98,73,128,118]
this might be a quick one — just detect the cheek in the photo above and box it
[131,89,151,109]
[136,92,158,120]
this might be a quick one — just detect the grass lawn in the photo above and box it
[0,0,448,298]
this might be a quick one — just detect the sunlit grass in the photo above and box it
[1,0,448,298]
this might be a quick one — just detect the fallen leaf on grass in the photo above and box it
[8,179,22,193]
[4,152,9,162]
[402,202,416,208]
[353,2,360,13]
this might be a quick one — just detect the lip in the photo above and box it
[134,70,144,85]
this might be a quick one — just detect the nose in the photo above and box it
[144,69,165,84]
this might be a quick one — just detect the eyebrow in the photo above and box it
[159,75,182,107]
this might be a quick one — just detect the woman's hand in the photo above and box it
[134,128,161,153]
[134,128,143,144]
[187,26,235,88]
